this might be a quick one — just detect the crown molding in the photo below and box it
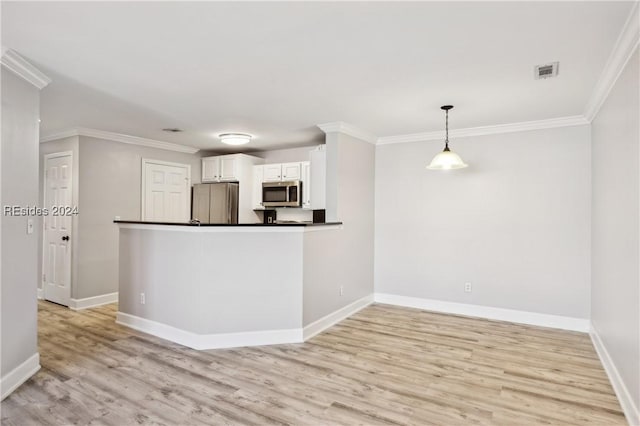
[376,115,589,145]
[40,128,200,154]
[39,129,79,143]
[1,48,51,90]
[583,2,639,122]
[317,121,377,144]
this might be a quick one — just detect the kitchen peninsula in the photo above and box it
[114,220,361,350]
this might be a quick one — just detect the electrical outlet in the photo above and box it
[339,285,344,296]
[140,292,145,305]
[464,282,472,293]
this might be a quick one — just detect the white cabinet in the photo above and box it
[258,160,313,209]
[301,161,311,210]
[263,164,282,182]
[219,156,238,181]
[202,157,220,182]
[263,162,301,182]
[202,155,242,182]
[252,165,264,210]
[200,154,264,223]
[282,162,301,181]
[309,146,326,210]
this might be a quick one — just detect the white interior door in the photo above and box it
[142,159,191,222]
[43,153,73,306]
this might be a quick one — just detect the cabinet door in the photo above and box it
[281,162,301,181]
[252,165,264,210]
[263,164,282,182]
[310,147,326,209]
[219,156,238,181]
[301,161,311,210]
[202,157,220,182]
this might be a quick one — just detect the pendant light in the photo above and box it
[426,105,468,170]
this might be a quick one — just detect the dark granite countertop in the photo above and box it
[114,220,342,227]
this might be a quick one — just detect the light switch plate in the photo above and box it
[27,219,34,235]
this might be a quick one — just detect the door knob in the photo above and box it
[62,235,69,241]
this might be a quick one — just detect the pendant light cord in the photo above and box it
[444,109,450,151]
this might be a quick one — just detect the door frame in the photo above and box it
[42,151,76,305]
[141,158,191,221]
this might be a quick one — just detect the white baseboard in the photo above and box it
[69,292,118,310]
[303,294,374,340]
[116,312,303,350]
[590,323,640,426]
[116,295,375,350]
[37,288,43,300]
[198,328,303,350]
[374,293,590,332]
[1,353,40,400]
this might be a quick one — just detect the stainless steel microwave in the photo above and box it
[262,180,301,207]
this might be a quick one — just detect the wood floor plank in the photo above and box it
[0,301,627,425]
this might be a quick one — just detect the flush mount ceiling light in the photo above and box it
[426,105,468,170]
[219,133,252,145]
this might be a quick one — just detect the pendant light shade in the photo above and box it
[426,105,468,170]
[427,149,468,170]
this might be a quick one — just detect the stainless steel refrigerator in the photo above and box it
[191,183,239,224]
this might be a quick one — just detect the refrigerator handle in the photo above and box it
[227,187,232,224]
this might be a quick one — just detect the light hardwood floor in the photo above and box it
[1,301,626,425]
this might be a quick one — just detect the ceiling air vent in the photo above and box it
[162,128,183,133]
[534,62,559,79]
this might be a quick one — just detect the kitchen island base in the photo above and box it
[116,222,371,349]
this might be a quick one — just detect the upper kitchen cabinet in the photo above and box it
[282,162,301,180]
[263,162,302,182]
[201,154,264,223]
[263,164,282,182]
[309,146,326,210]
[202,157,220,182]
[202,154,259,183]
[219,156,238,180]
[301,161,311,210]
[252,165,264,210]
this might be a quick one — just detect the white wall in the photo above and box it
[375,125,592,319]
[591,47,639,421]
[1,69,41,394]
[303,133,375,325]
[38,136,203,300]
[258,145,318,164]
[75,136,202,299]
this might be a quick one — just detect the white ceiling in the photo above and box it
[2,1,634,151]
